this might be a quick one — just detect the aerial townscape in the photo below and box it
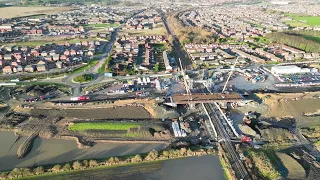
[0,0,320,179]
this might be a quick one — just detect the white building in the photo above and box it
[163,51,172,71]
[271,65,310,75]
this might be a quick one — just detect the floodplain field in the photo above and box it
[0,6,73,18]
[20,155,225,180]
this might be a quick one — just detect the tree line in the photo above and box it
[265,31,320,53]
[167,12,216,44]
[0,148,216,179]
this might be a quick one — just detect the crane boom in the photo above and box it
[222,56,239,93]
[178,58,191,95]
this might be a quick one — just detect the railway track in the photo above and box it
[197,84,250,179]
[203,103,250,180]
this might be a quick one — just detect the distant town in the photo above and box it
[0,0,319,180]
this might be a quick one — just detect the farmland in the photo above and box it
[0,6,73,18]
[30,106,151,120]
[284,13,320,26]
[121,24,167,36]
[68,122,140,131]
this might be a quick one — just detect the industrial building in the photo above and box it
[271,65,311,75]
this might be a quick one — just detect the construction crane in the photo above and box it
[222,56,239,93]
[178,58,191,95]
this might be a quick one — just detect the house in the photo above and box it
[45,56,52,61]
[3,54,12,60]
[52,54,59,61]
[60,55,67,61]
[163,51,172,71]
[37,64,46,72]
[56,61,64,69]
[87,51,94,57]
[2,66,12,74]
[24,65,35,72]
[16,65,23,72]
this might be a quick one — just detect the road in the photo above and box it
[38,30,118,96]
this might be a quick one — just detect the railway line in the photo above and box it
[197,84,250,179]
[203,103,250,180]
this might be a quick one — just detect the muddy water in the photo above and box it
[0,131,166,171]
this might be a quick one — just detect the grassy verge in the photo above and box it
[70,60,99,74]
[16,82,67,87]
[68,122,140,131]
[247,148,282,180]
[97,55,112,74]
[84,23,119,28]
[219,155,233,180]
[72,74,95,83]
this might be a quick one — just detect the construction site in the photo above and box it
[0,57,319,180]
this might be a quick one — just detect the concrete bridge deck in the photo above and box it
[171,93,242,104]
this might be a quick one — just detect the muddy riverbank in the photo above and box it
[0,131,166,171]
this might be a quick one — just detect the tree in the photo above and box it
[51,164,62,173]
[89,160,99,167]
[179,148,187,156]
[62,163,72,171]
[131,154,143,163]
[72,161,83,170]
[187,148,194,156]
[107,157,115,165]
[154,63,159,72]
[83,160,89,167]
[162,150,169,158]
[33,166,45,175]
[145,149,159,161]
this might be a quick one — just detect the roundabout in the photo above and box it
[72,74,95,83]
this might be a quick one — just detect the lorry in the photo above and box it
[70,95,90,101]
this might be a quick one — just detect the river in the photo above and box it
[0,131,166,171]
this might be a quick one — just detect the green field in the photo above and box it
[68,122,140,131]
[84,24,119,28]
[284,13,320,27]
[3,37,104,48]
[283,20,311,28]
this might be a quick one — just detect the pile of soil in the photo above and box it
[26,85,58,96]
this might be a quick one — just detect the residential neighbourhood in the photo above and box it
[0,1,319,180]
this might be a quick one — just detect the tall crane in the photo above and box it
[222,56,239,93]
[178,58,191,95]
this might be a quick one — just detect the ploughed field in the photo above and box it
[30,106,151,120]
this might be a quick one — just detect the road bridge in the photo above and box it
[171,93,242,104]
